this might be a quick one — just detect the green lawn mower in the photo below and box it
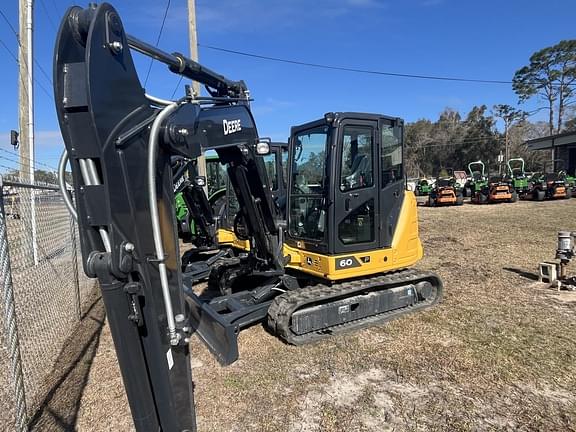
[506,158,530,198]
[465,160,516,204]
[463,160,488,198]
[526,159,571,201]
[414,178,433,196]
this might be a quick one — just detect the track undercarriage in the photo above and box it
[187,266,443,364]
[269,268,443,345]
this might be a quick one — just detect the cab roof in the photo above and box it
[291,112,403,135]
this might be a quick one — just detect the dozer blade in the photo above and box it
[267,268,443,345]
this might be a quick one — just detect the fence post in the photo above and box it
[69,215,81,319]
[0,175,28,431]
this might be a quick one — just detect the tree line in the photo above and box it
[405,39,576,177]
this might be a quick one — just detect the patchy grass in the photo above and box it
[74,198,576,431]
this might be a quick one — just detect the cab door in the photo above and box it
[378,118,405,248]
[332,120,380,255]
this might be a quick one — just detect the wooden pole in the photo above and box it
[18,0,34,183]
[18,0,38,265]
[187,0,207,193]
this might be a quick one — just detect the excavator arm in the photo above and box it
[54,3,281,430]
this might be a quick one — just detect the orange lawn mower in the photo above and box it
[428,169,464,207]
[467,161,517,204]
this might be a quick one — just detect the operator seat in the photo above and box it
[345,154,370,189]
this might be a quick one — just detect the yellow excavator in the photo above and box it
[53,4,443,430]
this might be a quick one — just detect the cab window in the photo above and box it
[381,125,402,187]
[340,126,374,192]
[262,153,277,191]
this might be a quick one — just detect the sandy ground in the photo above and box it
[15,197,576,431]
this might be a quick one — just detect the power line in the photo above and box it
[407,134,505,149]
[200,44,576,88]
[0,37,19,62]
[0,161,23,173]
[0,154,42,173]
[0,8,18,36]
[200,44,513,85]
[144,0,171,88]
[170,75,184,99]
[0,155,56,174]
[0,148,58,171]
[0,7,54,90]
[38,0,58,31]
[0,37,30,101]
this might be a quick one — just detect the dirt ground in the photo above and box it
[62,198,576,431]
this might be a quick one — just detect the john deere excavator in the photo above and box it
[54,4,442,430]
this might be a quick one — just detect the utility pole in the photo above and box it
[19,0,38,265]
[187,0,207,193]
[19,0,34,184]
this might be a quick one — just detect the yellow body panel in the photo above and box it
[216,228,250,251]
[284,191,423,281]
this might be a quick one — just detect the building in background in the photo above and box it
[526,131,576,174]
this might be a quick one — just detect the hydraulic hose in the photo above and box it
[145,93,174,106]
[78,159,112,253]
[58,148,77,222]
[59,150,112,253]
[148,101,181,345]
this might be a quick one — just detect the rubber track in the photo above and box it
[267,268,443,345]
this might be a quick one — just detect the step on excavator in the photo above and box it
[54,4,443,430]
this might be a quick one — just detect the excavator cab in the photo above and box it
[283,113,423,280]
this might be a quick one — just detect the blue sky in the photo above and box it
[0,0,574,172]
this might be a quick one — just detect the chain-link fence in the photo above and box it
[0,175,98,431]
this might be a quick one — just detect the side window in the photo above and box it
[205,156,227,197]
[281,148,288,189]
[381,125,402,187]
[340,126,374,192]
[263,153,277,191]
[226,179,239,220]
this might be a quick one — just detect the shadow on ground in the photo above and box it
[28,291,105,431]
[503,266,540,281]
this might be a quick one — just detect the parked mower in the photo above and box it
[466,160,516,204]
[462,161,487,198]
[564,173,576,197]
[507,158,530,198]
[414,178,432,196]
[428,169,463,206]
[526,159,571,201]
[556,159,575,198]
